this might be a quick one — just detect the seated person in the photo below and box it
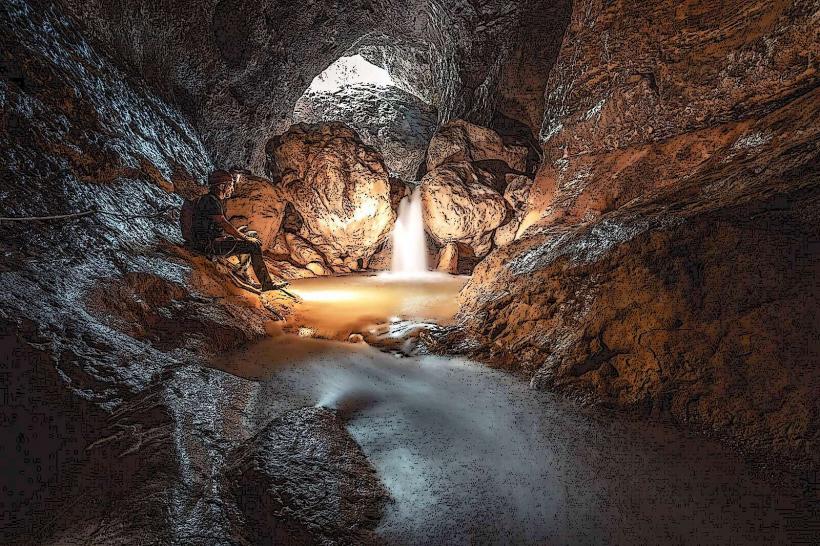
[191,169,284,292]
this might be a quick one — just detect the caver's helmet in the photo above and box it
[208,169,233,189]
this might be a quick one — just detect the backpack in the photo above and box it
[179,195,202,243]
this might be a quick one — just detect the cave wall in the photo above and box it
[56,0,571,172]
[528,0,818,228]
[2,3,817,529]
[0,1,275,537]
[436,0,820,471]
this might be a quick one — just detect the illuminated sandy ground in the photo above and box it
[210,275,815,545]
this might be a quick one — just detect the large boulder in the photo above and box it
[224,174,286,251]
[420,162,507,257]
[224,407,389,545]
[426,119,529,173]
[267,123,396,270]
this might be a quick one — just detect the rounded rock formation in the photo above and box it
[426,119,530,173]
[268,123,396,270]
[494,174,534,247]
[224,174,286,251]
[284,232,326,269]
[420,162,507,257]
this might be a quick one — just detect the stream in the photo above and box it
[208,275,815,545]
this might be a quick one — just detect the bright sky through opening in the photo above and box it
[308,54,395,93]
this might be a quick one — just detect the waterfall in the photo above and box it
[390,187,428,276]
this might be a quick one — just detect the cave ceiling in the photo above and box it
[58,0,571,171]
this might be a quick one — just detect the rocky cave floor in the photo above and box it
[2,0,819,544]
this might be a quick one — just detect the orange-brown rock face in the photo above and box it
[421,120,537,267]
[224,174,286,251]
[420,162,508,257]
[525,0,819,231]
[267,123,396,271]
[494,174,534,247]
[426,119,530,172]
[434,0,820,471]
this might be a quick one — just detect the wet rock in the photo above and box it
[389,176,412,212]
[85,272,266,353]
[294,84,438,179]
[38,382,182,545]
[436,242,459,273]
[305,262,328,276]
[268,123,396,271]
[420,0,820,473]
[266,259,317,280]
[284,232,327,269]
[225,174,286,251]
[426,119,529,173]
[224,406,389,545]
[0,5,278,539]
[420,162,507,257]
[435,84,820,472]
[362,319,441,356]
[367,239,393,271]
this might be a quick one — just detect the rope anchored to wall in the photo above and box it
[0,205,176,222]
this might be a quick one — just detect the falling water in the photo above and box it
[390,188,428,276]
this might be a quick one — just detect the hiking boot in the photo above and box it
[260,280,288,292]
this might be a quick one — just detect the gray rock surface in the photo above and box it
[294,83,437,180]
[224,407,390,545]
[0,1,275,540]
[57,0,572,171]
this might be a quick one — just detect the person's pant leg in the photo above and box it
[210,239,273,287]
[238,232,259,274]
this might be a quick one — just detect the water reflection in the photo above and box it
[285,274,467,339]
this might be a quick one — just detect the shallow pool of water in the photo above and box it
[283,273,468,339]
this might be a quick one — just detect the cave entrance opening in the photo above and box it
[305,54,394,92]
[293,52,438,181]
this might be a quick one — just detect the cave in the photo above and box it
[1,0,818,544]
